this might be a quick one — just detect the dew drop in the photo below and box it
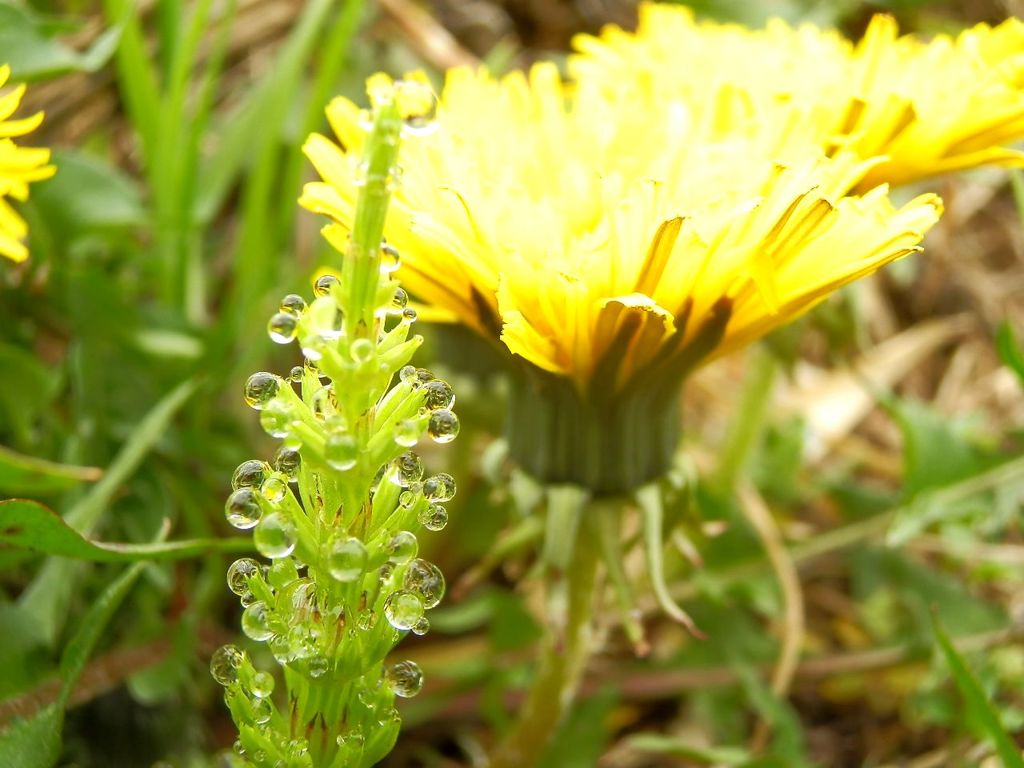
[251,696,272,724]
[241,601,275,642]
[387,531,418,564]
[250,671,275,698]
[244,372,280,410]
[384,660,423,697]
[350,338,374,363]
[394,419,419,447]
[260,472,289,504]
[267,312,298,344]
[254,512,297,559]
[226,557,261,596]
[273,446,301,479]
[308,655,330,679]
[280,294,307,314]
[259,398,293,439]
[314,274,339,297]
[225,487,262,530]
[325,431,358,471]
[422,380,454,410]
[210,644,246,686]
[289,365,304,382]
[418,503,448,532]
[398,489,419,509]
[388,288,408,315]
[380,243,401,274]
[427,410,459,443]
[401,308,417,325]
[403,558,445,608]
[390,451,423,487]
[383,590,424,631]
[423,473,456,502]
[231,460,269,490]
[411,616,430,636]
[399,365,417,384]
[327,537,367,582]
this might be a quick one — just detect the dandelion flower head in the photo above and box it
[0,65,55,263]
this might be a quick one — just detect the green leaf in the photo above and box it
[0,703,62,768]
[538,687,619,768]
[997,322,1024,389]
[18,377,200,646]
[0,343,59,446]
[0,4,120,80]
[0,445,100,496]
[31,150,146,236]
[0,561,147,768]
[0,499,252,565]
[933,617,1024,768]
[626,733,750,765]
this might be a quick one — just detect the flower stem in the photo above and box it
[490,492,602,768]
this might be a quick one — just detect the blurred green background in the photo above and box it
[1,1,1023,766]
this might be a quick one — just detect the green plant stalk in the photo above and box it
[215,80,455,768]
[713,345,777,491]
[490,491,602,768]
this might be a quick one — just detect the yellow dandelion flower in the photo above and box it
[572,3,1024,190]
[0,64,55,263]
[302,66,940,490]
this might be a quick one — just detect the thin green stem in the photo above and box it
[713,345,777,491]
[490,493,602,768]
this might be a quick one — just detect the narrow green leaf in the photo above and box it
[18,377,200,645]
[996,322,1024,389]
[0,562,147,768]
[0,446,100,496]
[0,703,62,768]
[0,499,252,565]
[933,617,1024,768]
[626,733,750,765]
[0,3,120,80]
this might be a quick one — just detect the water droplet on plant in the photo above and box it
[314,274,339,297]
[260,472,289,504]
[403,558,445,608]
[398,488,418,509]
[308,655,329,678]
[244,372,280,410]
[254,512,297,559]
[239,590,256,608]
[387,531,418,564]
[250,671,274,698]
[388,288,408,314]
[242,601,275,641]
[268,558,299,590]
[325,431,357,471]
[385,660,423,697]
[401,308,417,325]
[327,537,367,582]
[210,644,246,686]
[350,338,374,363]
[225,487,262,530]
[384,589,424,630]
[390,451,423,487]
[422,380,454,410]
[415,368,434,386]
[423,473,456,503]
[260,398,292,439]
[380,243,401,274]
[399,365,417,384]
[337,727,364,749]
[418,503,448,532]
[394,419,419,447]
[395,78,437,134]
[251,695,272,724]
[268,312,298,344]
[427,410,459,443]
[273,446,301,479]
[289,365,304,382]
[356,609,377,630]
[310,385,335,420]
[412,616,430,636]
[231,460,269,490]
[226,557,260,595]
[377,706,401,727]
[280,294,307,314]
[268,634,293,664]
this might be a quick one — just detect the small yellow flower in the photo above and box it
[572,4,1024,190]
[302,65,940,393]
[0,64,55,263]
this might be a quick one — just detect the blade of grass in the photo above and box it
[933,615,1024,768]
[102,0,161,160]
[17,377,200,646]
